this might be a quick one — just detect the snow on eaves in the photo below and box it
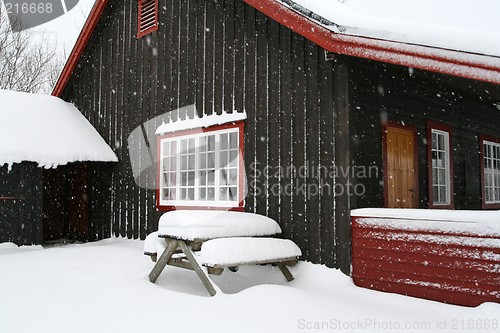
[155,110,247,135]
[0,89,118,169]
[283,0,500,58]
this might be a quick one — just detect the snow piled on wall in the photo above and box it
[0,89,118,169]
[287,0,500,57]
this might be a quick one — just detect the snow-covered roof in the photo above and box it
[0,89,118,169]
[285,0,500,57]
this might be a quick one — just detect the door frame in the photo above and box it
[382,121,419,208]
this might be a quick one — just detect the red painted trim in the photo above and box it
[136,0,159,39]
[0,196,23,200]
[52,0,109,96]
[244,0,500,85]
[382,121,419,208]
[426,121,454,209]
[156,121,245,211]
[479,134,500,209]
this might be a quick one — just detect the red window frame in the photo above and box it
[156,121,245,212]
[426,120,454,209]
[480,134,500,209]
[137,0,159,38]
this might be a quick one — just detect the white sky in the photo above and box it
[27,0,96,59]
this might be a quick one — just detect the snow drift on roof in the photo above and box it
[0,89,118,169]
[155,110,247,135]
[286,0,500,57]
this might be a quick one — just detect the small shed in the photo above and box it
[0,89,117,245]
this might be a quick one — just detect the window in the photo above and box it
[157,124,243,209]
[481,136,500,207]
[427,121,453,208]
[137,0,158,38]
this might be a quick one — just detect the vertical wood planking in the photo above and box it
[291,33,306,252]
[279,25,292,239]
[267,19,281,224]
[223,0,235,113]
[243,5,256,212]
[233,0,244,114]
[255,11,268,216]
[319,56,336,267]
[305,41,320,262]
[204,0,214,116]
[195,0,206,117]
[213,0,224,115]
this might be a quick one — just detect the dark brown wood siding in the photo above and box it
[61,0,342,268]
[0,163,43,245]
[348,57,500,210]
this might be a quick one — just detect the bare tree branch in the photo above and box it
[0,7,63,94]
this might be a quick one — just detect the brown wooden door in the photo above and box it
[384,125,418,208]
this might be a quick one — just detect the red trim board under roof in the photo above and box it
[52,0,500,97]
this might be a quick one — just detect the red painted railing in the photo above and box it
[351,210,500,307]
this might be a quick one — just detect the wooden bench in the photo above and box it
[144,211,301,296]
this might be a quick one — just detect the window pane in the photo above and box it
[199,137,207,152]
[207,187,215,200]
[199,153,206,168]
[229,150,238,167]
[219,170,227,185]
[432,186,439,203]
[432,133,437,150]
[229,187,237,201]
[219,187,228,200]
[188,188,195,200]
[188,171,195,186]
[208,171,215,185]
[220,151,228,167]
[208,135,215,151]
[439,187,447,203]
[181,139,187,153]
[181,156,187,170]
[208,153,215,168]
[199,188,206,200]
[188,155,195,169]
[230,132,238,149]
[229,169,238,185]
[438,134,445,150]
[199,171,206,186]
[220,133,228,150]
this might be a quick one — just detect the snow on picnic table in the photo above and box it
[157,210,282,240]
[1,238,499,333]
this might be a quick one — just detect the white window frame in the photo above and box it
[430,129,451,206]
[158,127,241,208]
[483,140,500,204]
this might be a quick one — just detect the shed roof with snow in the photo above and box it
[0,89,118,169]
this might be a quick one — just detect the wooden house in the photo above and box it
[0,89,117,245]
[51,0,500,276]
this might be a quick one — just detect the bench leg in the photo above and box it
[278,263,294,282]
[178,241,217,297]
[149,240,179,283]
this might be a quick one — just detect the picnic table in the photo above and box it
[144,210,302,296]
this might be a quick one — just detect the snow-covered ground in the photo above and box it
[0,238,498,333]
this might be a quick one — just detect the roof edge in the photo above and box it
[245,0,500,85]
[52,0,109,97]
[53,0,500,98]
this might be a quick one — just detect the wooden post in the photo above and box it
[148,239,179,283]
[333,58,352,275]
[178,241,217,296]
